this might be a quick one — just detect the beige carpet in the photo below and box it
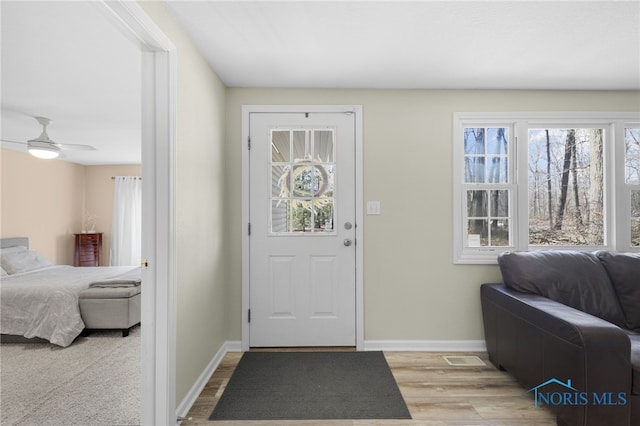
[1,327,140,426]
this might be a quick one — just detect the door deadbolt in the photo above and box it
[344,239,353,247]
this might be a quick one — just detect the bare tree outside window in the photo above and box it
[626,127,640,246]
[528,128,604,246]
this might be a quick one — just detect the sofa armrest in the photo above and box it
[481,283,631,426]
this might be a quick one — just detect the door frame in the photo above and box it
[241,105,364,351]
[97,2,177,425]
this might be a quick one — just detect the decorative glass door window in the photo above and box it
[270,129,335,234]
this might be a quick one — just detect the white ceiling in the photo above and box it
[165,0,640,90]
[1,1,141,166]
[2,1,638,166]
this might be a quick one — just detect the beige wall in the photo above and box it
[139,1,229,405]
[225,89,640,343]
[1,149,85,264]
[1,148,140,266]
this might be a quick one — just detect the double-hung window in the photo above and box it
[453,112,640,264]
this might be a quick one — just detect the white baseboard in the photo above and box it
[176,340,242,421]
[363,340,486,352]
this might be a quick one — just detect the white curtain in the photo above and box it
[110,176,142,266]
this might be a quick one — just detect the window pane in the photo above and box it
[291,200,312,232]
[292,130,307,161]
[487,128,508,155]
[314,199,334,232]
[491,219,509,246]
[464,157,485,183]
[292,165,315,197]
[528,128,604,246]
[491,190,509,217]
[271,200,289,233]
[314,130,334,163]
[272,165,288,197]
[272,131,290,162]
[467,190,487,217]
[315,165,334,197]
[632,220,640,247]
[464,128,485,155]
[626,128,640,184]
[467,219,488,246]
[464,127,508,183]
[487,157,507,183]
[632,191,640,246]
[632,190,640,216]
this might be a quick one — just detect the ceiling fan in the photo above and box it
[1,116,96,159]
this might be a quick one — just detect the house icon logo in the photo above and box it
[528,378,578,408]
[528,378,627,408]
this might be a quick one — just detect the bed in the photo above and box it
[1,237,140,347]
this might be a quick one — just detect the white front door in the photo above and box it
[249,111,356,347]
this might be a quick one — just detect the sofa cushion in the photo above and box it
[596,251,640,331]
[498,250,626,327]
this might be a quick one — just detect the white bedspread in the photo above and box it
[1,265,139,347]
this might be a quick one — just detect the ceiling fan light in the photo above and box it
[29,148,59,159]
[27,141,60,159]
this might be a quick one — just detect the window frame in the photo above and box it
[453,112,640,264]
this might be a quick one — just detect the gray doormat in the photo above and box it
[209,351,412,420]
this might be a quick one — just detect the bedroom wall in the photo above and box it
[139,1,229,406]
[84,165,141,265]
[225,89,640,344]
[1,149,84,264]
[1,149,141,266]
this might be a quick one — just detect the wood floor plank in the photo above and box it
[180,351,556,425]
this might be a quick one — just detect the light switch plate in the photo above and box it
[367,201,381,215]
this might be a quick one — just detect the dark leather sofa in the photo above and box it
[481,250,640,426]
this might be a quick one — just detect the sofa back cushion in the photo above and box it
[498,250,626,327]
[596,251,640,331]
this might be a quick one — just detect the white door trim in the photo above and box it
[97,2,177,425]
[241,105,364,351]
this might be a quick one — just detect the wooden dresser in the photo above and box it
[74,233,103,267]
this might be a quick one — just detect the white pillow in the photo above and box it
[1,249,53,274]
[0,246,28,274]
[0,245,28,255]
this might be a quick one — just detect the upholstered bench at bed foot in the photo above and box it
[78,286,141,337]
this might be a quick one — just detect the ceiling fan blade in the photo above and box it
[0,139,28,146]
[4,117,97,153]
[54,143,96,151]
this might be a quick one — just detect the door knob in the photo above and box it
[344,239,353,247]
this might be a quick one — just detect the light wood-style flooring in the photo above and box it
[182,351,556,425]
